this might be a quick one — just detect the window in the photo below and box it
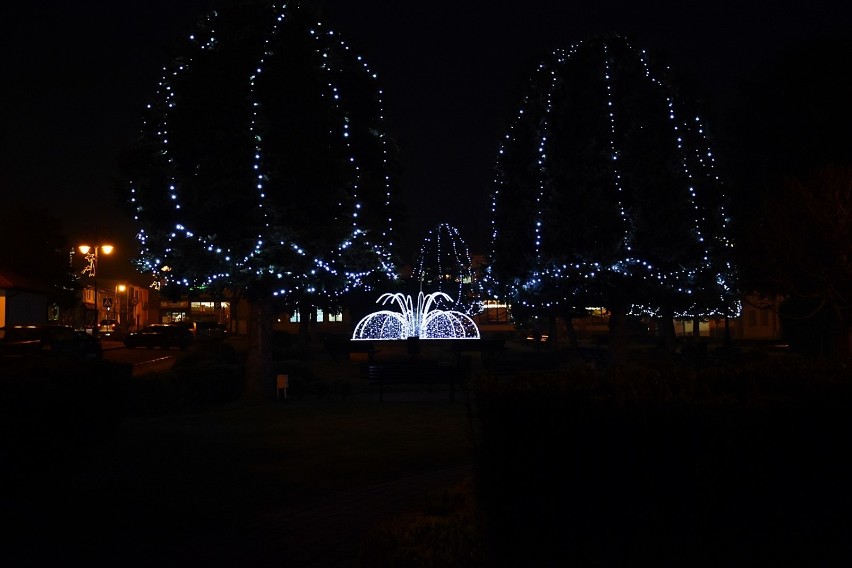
[316,309,324,323]
[290,310,300,323]
[482,300,510,324]
[328,311,343,322]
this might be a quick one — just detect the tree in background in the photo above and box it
[0,205,79,321]
[747,166,851,360]
[123,1,400,396]
[411,223,481,316]
[730,37,852,360]
[487,34,737,357]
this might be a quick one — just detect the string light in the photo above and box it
[412,223,481,315]
[129,3,397,300]
[352,292,480,340]
[489,35,739,319]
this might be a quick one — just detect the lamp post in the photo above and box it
[117,284,128,331]
[79,244,113,330]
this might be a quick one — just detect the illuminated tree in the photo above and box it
[412,223,481,315]
[124,1,399,396]
[488,34,737,356]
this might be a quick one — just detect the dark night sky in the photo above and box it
[1,1,848,277]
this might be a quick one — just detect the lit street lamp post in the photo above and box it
[117,283,128,331]
[79,244,113,330]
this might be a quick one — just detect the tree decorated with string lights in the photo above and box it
[487,34,737,356]
[124,1,399,396]
[411,223,481,316]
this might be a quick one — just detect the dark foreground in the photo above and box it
[2,389,475,567]
[3,346,852,566]
[475,359,852,566]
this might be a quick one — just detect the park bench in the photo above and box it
[450,338,508,359]
[483,352,561,380]
[323,335,379,363]
[361,360,460,402]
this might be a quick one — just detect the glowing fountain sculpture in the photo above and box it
[352,291,480,340]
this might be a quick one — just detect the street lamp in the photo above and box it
[117,284,128,330]
[78,244,113,329]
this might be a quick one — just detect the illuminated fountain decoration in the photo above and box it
[352,291,480,340]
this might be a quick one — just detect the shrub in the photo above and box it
[473,359,852,565]
[356,477,485,567]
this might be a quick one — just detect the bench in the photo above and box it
[483,353,561,380]
[323,335,379,363]
[361,360,460,402]
[450,338,508,358]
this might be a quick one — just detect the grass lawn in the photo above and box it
[8,336,843,565]
[5,393,478,565]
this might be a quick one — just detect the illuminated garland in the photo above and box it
[129,3,397,300]
[489,35,739,319]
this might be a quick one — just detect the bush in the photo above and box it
[473,360,852,565]
[356,477,485,567]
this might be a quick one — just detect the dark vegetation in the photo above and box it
[474,357,852,565]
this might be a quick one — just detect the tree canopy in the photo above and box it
[488,34,737,328]
[728,37,852,359]
[121,0,401,395]
[0,205,78,313]
[124,1,399,303]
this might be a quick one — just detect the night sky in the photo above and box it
[2,0,847,276]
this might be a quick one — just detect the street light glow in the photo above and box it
[77,243,115,328]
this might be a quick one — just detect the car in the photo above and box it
[98,319,120,338]
[170,321,197,334]
[194,321,228,341]
[0,324,103,360]
[123,324,194,350]
[74,330,104,359]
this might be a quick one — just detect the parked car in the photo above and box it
[123,324,194,350]
[194,321,228,341]
[98,319,120,338]
[0,324,103,360]
[171,321,197,335]
[75,330,103,357]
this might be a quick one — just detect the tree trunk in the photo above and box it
[836,309,852,364]
[563,314,579,349]
[608,301,628,365]
[547,316,558,349]
[245,295,274,400]
[229,294,240,335]
[298,299,312,346]
[657,303,677,354]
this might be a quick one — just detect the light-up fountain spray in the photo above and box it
[352,291,480,340]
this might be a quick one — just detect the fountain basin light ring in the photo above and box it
[352,291,480,340]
